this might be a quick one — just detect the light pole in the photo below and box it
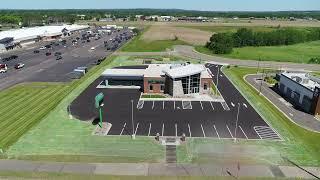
[234,103,240,143]
[131,100,135,139]
[259,69,264,96]
[216,66,219,95]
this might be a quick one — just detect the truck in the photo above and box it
[0,64,8,73]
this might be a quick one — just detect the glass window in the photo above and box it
[149,85,153,91]
[204,83,208,90]
[160,84,164,91]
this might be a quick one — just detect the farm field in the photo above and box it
[195,41,320,63]
[6,56,165,163]
[175,25,277,33]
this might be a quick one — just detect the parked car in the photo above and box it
[14,63,25,69]
[34,50,40,53]
[54,52,62,56]
[90,47,95,50]
[46,52,51,56]
[39,46,46,50]
[56,56,62,60]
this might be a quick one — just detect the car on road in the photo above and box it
[34,50,40,53]
[56,56,62,60]
[14,63,25,69]
[54,52,62,56]
[90,47,95,50]
[46,52,52,56]
[0,64,7,73]
[39,46,46,50]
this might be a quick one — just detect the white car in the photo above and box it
[39,46,46,50]
[90,47,95,50]
[15,63,25,69]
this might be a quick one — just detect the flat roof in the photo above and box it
[282,72,320,91]
[163,64,205,79]
[144,64,170,78]
[102,68,145,77]
[0,24,89,42]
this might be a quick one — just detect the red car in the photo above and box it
[46,52,51,56]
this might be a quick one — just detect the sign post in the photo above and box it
[95,93,104,128]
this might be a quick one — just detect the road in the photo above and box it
[115,45,320,71]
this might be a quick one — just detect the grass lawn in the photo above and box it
[195,41,320,63]
[177,66,320,166]
[176,25,277,33]
[120,26,188,52]
[5,56,164,163]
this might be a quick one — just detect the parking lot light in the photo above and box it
[131,100,135,139]
[234,103,240,143]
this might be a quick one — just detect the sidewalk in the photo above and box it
[245,74,320,133]
[0,159,319,178]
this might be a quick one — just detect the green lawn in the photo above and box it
[121,26,188,52]
[6,56,164,163]
[177,66,320,166]
[195,41,320,63]
[177,25,277,33]
[0,83,70,150]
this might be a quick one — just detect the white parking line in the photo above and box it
[239,126,248,139]
[231,102,235,107]
[226,125,234,139]
[120,123,126,135]
[163,101,165,110]
[175,124,177,137]
[243,103,248,108]
[134,123,139,135]
[188,123,191,137]
[148,123,151,136]
[201,124,206,138]
[137,100,144,109]
[152,101,155,109]
[200,101,203,110]
[162,123,164,136]
[213,125,220,139]
[209,102,215,111]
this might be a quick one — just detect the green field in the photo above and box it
[176,66,320,166]
[177,25,277,33]
[6,56,164,163]
[120,27,188,52]
[195,41,320,63]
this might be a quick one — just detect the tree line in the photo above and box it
[205,27,320,54]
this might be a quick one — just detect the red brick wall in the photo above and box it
[201,78,213,91]
[143,77,165,94]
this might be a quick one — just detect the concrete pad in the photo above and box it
[61,163,96,174]
[0,160,41,172]
[93,163,148,176]
[279,166,320,179]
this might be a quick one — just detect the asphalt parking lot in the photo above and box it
[70,65,282,141]
[0,29,132,90]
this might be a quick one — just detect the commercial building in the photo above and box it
[277,72,320,115]
[0,24,89,51]
[101,63,213,97]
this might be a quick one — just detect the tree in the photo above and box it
[207,33,234,54]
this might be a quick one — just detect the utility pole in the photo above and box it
[131,100,135,139]
[257,57,261,74]
[234,103,240,143]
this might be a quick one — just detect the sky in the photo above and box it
[0,0,320,11]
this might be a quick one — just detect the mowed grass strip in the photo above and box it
[0,84,69,149]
